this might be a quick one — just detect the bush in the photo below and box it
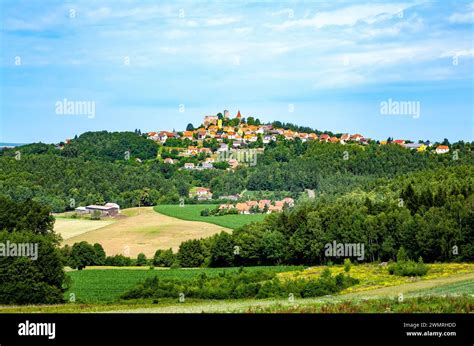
[121,268,359,301]
[388,256,429,277]
[170,262,181,270]
[344,259,352,273]
[90,210,101,220]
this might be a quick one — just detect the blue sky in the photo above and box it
[1,0,473,143]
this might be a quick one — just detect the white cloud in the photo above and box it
[234,27,253,34]
[205,17,240,26]
[448,3,474,23]
[440,49,474,58]
[269,8,294,17]
[86,7,112,20]
[268,3,412,30]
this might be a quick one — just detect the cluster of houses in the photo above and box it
[381,139,449,154]
[147,111,452,160]
[147,111,371,150]
[75,203,121,217]
[219,197,295,214]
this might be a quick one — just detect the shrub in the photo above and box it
[344,258,352,273]
[90,210,101,220]
[170,262,181,270]
[388,256,429,277]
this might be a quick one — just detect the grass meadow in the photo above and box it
[154,204,266,229]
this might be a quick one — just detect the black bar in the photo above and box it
[0,313,472,346]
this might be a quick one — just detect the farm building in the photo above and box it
[75,203,120,217]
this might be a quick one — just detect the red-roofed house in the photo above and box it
[183,131,194,140]
[320,134,330,142]
[236,203,250,214]
[436,145,449,154]
[393,139,405,145]
[190,187,213,200]
[158,131,176,143]
[258,200,271,210]
[350,134,364,141]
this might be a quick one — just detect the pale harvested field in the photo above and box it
[62,207,230,257]
[55,218,115,240]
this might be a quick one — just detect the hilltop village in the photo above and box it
[142,110,453,212]
[147,109,451,171]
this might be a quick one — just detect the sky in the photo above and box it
[0,0,473,144]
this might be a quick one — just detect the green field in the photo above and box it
[408,279,474,296]
[65,266,304,303]
[154,204,266,229]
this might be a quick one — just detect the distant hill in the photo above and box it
[61,131,159,161]
[2,131,158,161]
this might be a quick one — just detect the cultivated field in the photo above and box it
[63,265,303,303]
[61,207,230,257]
[54,217,115,240]
[154,204,266,229]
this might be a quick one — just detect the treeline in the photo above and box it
[61,242,175,269]
[0,155,191,212]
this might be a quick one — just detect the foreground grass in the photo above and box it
[247,295,474,313]
[154,204,266,229]
[64,266,305,303]
[279,263,474,295]
[2,294,472,314]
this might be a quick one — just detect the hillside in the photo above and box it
[0,123,472,213]
[59,207,231,256]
